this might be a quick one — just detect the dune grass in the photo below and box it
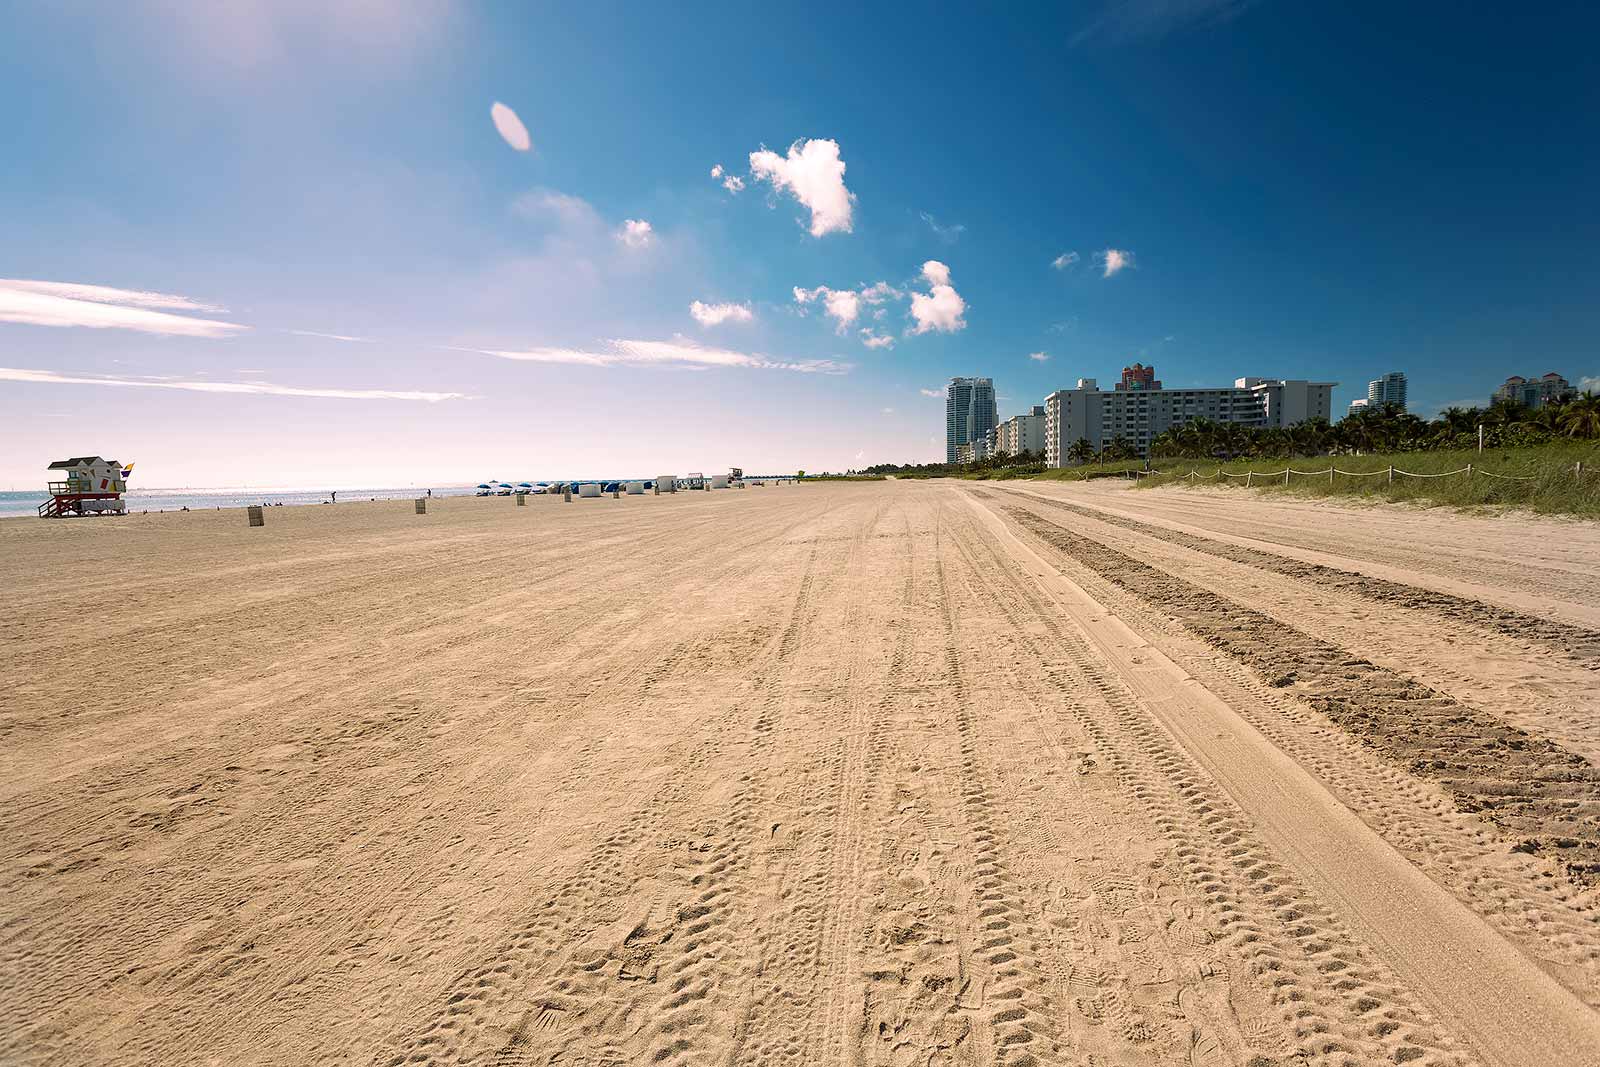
[1131,443,1600,517]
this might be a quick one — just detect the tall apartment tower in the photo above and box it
[1366,371,1407,411]
[946,377,998,464]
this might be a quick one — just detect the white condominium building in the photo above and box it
[1043,371,1336,465]
[1366,371,1407,411]
[994,405,1046,456]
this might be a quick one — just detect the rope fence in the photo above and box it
[1161,459,1590,488]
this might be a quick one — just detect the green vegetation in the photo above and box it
[1138,395,1600,516]
[1138,443,1600,517]
[1148,394,1600,460]
[850,394,1600,514]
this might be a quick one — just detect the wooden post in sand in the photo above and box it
[563,486,572,502]
[415,498,427,514]
[516,494,526,506]
[611,486,619,499]
[247,505,264,527]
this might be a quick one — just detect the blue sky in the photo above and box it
[3,1,1597,486]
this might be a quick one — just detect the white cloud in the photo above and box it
[920,211,965,243]
[689,300,754,327]
[749,138,854,237]
[1581,376,1600,392]
[919,388,943,398]
[1029,351,1050,362]
[0,366,463,402]
[1052,251,1080,270]
[477,337,849,374]
[908,261,967,335]
[0,278,246,337]
[617,219,655,248]
[860,329,895,350]
[860,281,901,304]
[881,407,895,415]
[490,101,531,152]
[793,285,861,333]
[710,164,745,193]
[1098,248,1134,277]
[711,164,723,179]
[288,329,372,343]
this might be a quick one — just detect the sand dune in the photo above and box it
[2,481,1596,1066]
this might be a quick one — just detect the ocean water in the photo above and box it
[0,485,481,519]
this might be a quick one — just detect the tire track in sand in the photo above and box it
[965,489,1600,1067]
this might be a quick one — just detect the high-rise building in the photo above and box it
[945,377,998,464]
[1366,371,1407,411]
[1493,373,1575,409]
[1042,368,1336,464]
[1347,397,1370,418]
[1116,363,1161,391]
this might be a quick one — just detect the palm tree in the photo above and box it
[1067,438,1095,465]
[1560,393,1600,439]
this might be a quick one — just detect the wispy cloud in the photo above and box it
[920,211,966,243]
[1581,376,1600,392]
[1051,251,1080,270]
[920,388,944,398]
[880,407,895,415]
[1073,0,1262,45]
[908,261,967,335]
[513,188,602,227]
[0,278,247,338]
[749,138,854,237]
[1028,351,1050,362]
[0,367,464,402]
[1097,248,1134,277]
[491,101,531,151]
[477,337,849,374]
[689,300,754,327]
[288,329,372,343]
[860,329,894,350]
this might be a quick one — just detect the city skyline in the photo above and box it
[3,3,1599,487]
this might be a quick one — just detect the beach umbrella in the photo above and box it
[476,483,492,489]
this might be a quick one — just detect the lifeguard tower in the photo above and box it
[39,456,132,518]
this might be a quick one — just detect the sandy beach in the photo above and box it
[3,480,1598,1067]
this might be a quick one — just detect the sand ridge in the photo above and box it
[2,482,1596,1066]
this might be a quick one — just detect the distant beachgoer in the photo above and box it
[427,489,432,498]
[331,491,337,503]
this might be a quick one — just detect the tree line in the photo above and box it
[1149,393,1600,460]
[855,392,1599,476]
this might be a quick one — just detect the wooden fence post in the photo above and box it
[1245,471,1253,488]
[1284,469,1290,486]
[1386,465,1394,485]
